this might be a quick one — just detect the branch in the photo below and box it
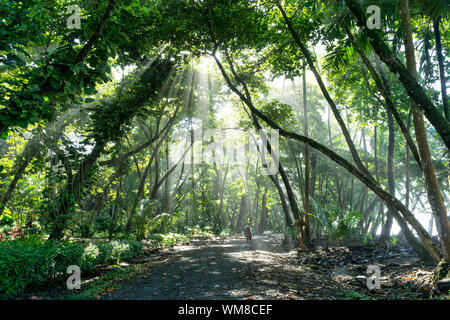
[99,103,181,166]
[76,0,118,61]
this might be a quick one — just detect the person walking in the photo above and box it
[244,222,252,245]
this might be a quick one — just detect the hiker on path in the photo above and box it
[244,222,252,245]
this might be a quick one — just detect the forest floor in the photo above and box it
[19,233,449,300]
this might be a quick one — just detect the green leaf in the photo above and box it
[1,130,8,140]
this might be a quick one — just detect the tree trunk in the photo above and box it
[302,64,312,242]
[163,140,170,213]
[48,141,105,240]
[236,194,247,233]
[0,141,40,213]
[289,142,305,208]
[252,177,260,229]
[258,192,268,235]
[399,0,450,261]
[215,163,228,231]
[360,126,369,231]
[399,110,413,241]
[109,160,123,240]
[405,110,412,210]
[433,17,448,121]
[375,59,395,241]
[0,113,75,214]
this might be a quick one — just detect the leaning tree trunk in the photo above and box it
[360,126,369,231]
[399,0,450,261]
[0,112,76,214]
[249,124,293,228]
[269,174,293,227]
[0,138,41,214]
[241,91,301,226]
[289,141,305,208]
[341,22,422,168]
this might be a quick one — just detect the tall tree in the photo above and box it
[302,64,312,242]
[399,0,450,260]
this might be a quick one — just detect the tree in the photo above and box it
[344,0,450,151]
[399,0,450,261]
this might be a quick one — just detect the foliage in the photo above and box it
[362,233,374,246]
[0,239,144,298]
[0,208,13,226]
[65,264,148,300]
[311,198,363,243]
[146,232,189,246]
[344,290,374,300]
[185,225,216,239]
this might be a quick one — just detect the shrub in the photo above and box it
[94,215,112,232]
[79,224,94,238]
[219,228,231,238]
[183,226,215,239]
[147,232,188,245]
[0,239,144,299]
[0,209,14,226]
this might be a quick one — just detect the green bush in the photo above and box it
[147,232,188,245]
[183,226,215,239]
[79,224,94,238]
[0,210,14,226]
[219,228,231,238]
[0,239,144,299]
[94,215,112,232]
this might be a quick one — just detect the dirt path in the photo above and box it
[102,233,342,300]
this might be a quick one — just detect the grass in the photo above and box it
[343,290,375,300]
[65,264,148,300]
